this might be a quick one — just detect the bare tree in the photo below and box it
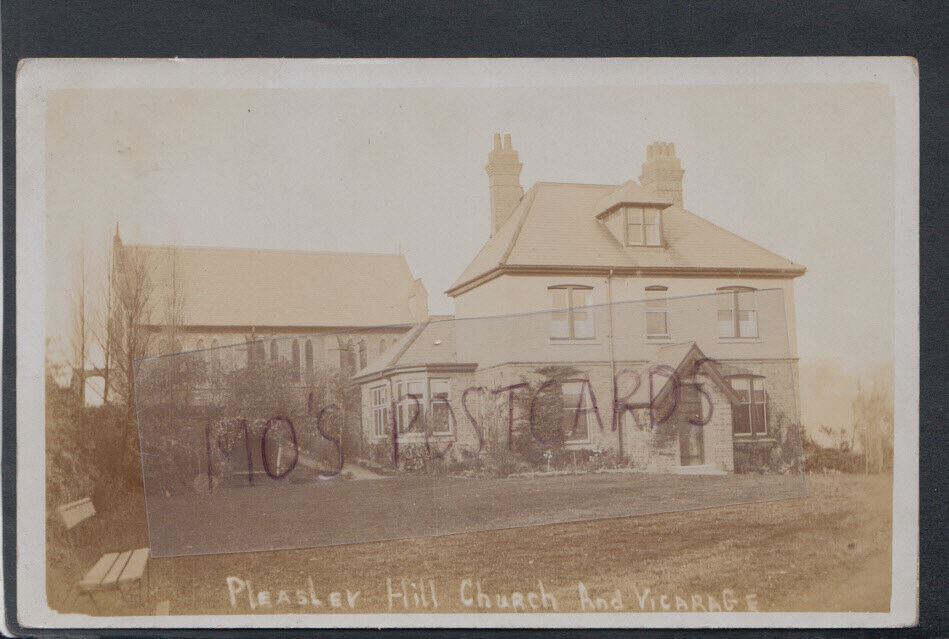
[90,241,117,405]
[110,245,157,419]
[69,240,89,406]
[851,370,894,474]
[157,247,186,356]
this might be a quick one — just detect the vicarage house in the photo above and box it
[354,134,806,473]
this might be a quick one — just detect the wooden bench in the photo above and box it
[55,497,151,613]
[73,548,151,612]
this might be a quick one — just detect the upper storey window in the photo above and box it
[626,207,661,247]
[550,285,595,340]
[645,286,669,338]
[717,286,758,338]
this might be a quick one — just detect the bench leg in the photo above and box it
[60,584,80,612]
[85,591,101,615]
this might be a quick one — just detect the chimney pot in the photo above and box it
[640,141,684,207]
[485,133,524,236]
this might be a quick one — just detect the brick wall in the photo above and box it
[356,357,798,474]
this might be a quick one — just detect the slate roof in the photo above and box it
[353,316,475,381]
[121,243,427,328]
[447,181,806,294]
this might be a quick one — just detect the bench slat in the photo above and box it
[78,553,119,590]
[101,550,133,587]
[118,548,150,585]
[56,497,91,513]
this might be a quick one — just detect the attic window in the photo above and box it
[626,207,661,247]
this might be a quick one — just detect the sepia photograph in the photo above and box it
[15,57,918,628]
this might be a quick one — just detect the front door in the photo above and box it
[677,384,705,466]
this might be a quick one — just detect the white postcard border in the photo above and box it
[13,56,919,629]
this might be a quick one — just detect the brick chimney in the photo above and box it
[640,142,684,207]
[486,133,524,235]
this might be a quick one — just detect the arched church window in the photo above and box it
[291,340,301,382]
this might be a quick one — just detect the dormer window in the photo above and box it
[626,207,661,246]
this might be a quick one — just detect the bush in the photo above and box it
[367,440,394,468]
[802,434,865,473]
[46,382,143,513]
[733,416,805,475]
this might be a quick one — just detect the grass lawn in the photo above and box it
[48,473,891,616]
[144,471,807,555]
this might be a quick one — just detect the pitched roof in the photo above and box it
[625,341,741,406]
[447,181,805,295]
[353,316,475,381]
[122,243,427,328]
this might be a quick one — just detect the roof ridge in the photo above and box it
[498,184,540,266]
[123,242,408,260]
[534,180,621,189]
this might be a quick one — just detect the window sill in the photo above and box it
[645,335,673,343]
[718,338,762,344]
[393,433,455,442]
[549,339,601,346]
[734,436,774,443]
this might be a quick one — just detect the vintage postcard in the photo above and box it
[14,58,918,629]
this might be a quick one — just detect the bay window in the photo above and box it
[394,378,453,436]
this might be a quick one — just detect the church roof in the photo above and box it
[121,243,427,329]
[447,181,805,295]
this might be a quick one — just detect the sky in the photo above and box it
[45,83,895,385]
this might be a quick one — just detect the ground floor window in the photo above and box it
[561,380,593,443]
[429,378,453,434]
[370,385,389,438]
[392,378,454,436]
[730,376,767,436]
[396,380,427,433]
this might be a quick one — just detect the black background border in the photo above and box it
[2,1,946,637]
